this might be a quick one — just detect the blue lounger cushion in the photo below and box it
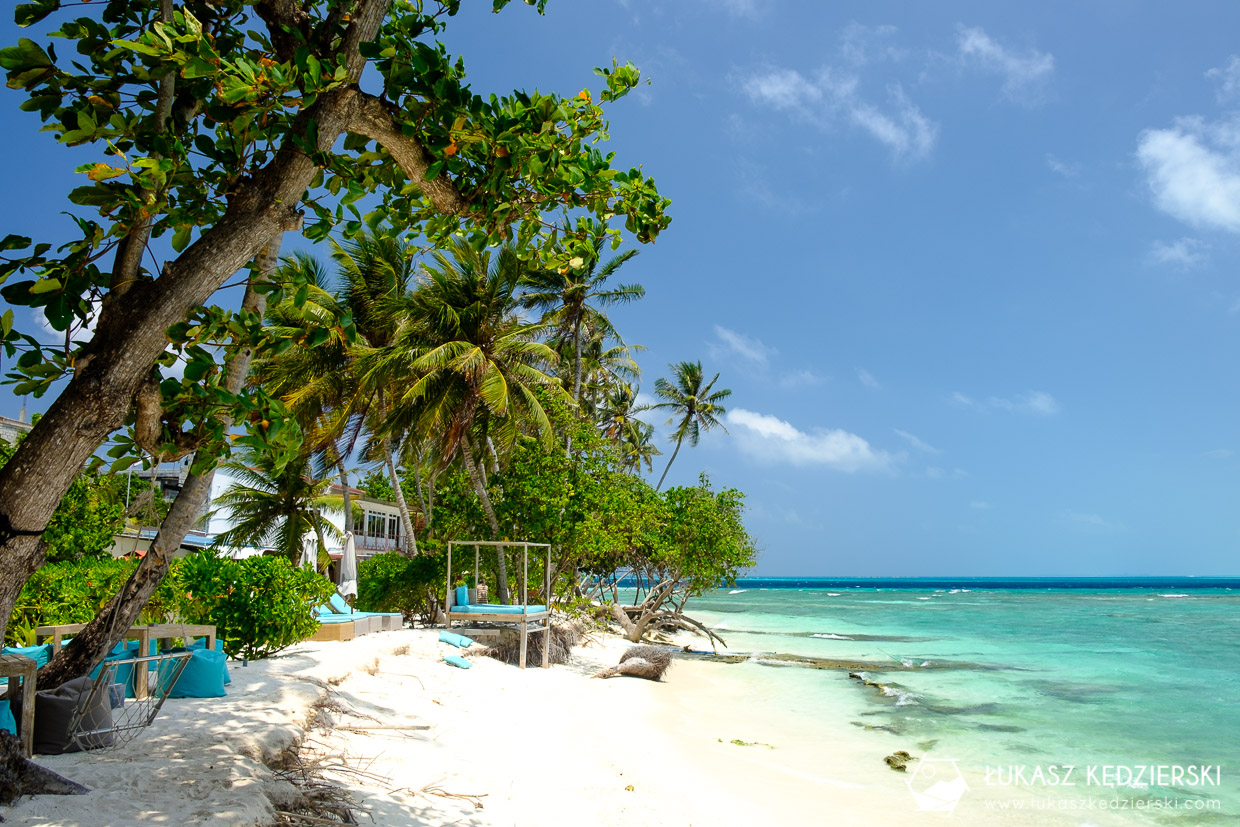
[442,655,471,669]
[455,604,547,614]
[455,585,469,607]
[316,615,358,624]
[2,643,53,668]
[328,593,352,614]
[439,631,474,648]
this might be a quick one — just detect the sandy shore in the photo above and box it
[3,627,1141,826]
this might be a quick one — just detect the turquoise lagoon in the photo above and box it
[685,578,1240,822]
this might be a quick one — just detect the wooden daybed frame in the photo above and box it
[444,540,551,669]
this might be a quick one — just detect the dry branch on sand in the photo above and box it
[592,645,674,681]
[475,617,585,667]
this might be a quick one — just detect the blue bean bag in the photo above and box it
[0,700,16,736]
[166,646,228,699]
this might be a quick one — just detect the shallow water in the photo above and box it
[684,579,1240,822]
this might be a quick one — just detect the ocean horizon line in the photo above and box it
[727,575,1240,589]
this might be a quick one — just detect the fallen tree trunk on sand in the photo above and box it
[0,732,89,807]
[607,582,727,651]
[593,645,674,681]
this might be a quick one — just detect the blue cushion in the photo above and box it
[457,604,546,614]
[439,631,474,648]
[91,651,138,698]
[455,585,469,607]
[168,648,227,699]
[442,655,471,669]
[316,615,357,624]
[0,700,15,736]
[2,644,52,669]
[186,638,230,685]
[328,593,352,614]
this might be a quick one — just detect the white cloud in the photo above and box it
[1136,116,1240,233]
[894,428,941,455]
[954,390,1061,416]
[739,65,938,163]
[1046,154,1080,179]
[779,369,826,389]
[857,368,881,389]
[740,68,822,114]
[727,408,897,472]
[838,22,905,67]
[956,25,1054,104]
[1148,237,1209,269]
[1206,56,1240,102]
[711,325,775,367]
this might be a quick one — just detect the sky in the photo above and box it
[3,1,1240,576]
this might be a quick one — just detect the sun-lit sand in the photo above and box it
[3,627,1139,825]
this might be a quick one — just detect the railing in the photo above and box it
[354,534,406,553]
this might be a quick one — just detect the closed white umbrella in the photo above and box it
[300,534,317,570]
[339,532,358,603]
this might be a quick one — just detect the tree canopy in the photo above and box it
[0,0,670,647]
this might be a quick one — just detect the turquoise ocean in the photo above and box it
[684,578,1240,822]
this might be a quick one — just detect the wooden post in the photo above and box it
[444,542,453,629]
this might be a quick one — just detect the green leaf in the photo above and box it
[171,225,192,253]
[28,278,62,295]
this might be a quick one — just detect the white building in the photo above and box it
[203,470,410,560]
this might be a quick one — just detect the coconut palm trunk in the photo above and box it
[655,433,685,491]
[461,439,510,604]
[375,387,418,556]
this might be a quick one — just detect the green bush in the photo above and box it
[357,552,447,623]
[5,558,183,646]
[175,553,335,660]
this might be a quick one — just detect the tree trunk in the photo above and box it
[655,434,684,491]
[336,456,353,534]
[0,0,402,645]
[374,387,418,556]
[35,235,282,690]
[460,439,509,604]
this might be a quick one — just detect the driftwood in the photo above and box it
[0,732,90,808]
[593,645,674,681]
[476,617,584,667]
[607,580,727,651]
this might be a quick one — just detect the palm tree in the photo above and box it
[519,226,644,403]
[368,239,569,602]
[618,420,661,474]
[331,235,425,556]
[209,449,343,563]
[650,361,731,490]
[250,252,359,537]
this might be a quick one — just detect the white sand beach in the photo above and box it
[3,628,1140,826]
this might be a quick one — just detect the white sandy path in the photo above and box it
[2,628,1144,826]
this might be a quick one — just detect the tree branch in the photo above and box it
[349,92,469,216]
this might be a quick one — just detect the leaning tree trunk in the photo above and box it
[36,236,281,691]
[654,434,684,491]
[460,439,510,604]
[375,389,418,557]
[0,0,467,645]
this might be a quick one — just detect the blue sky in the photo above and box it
[4,1,1240,575]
